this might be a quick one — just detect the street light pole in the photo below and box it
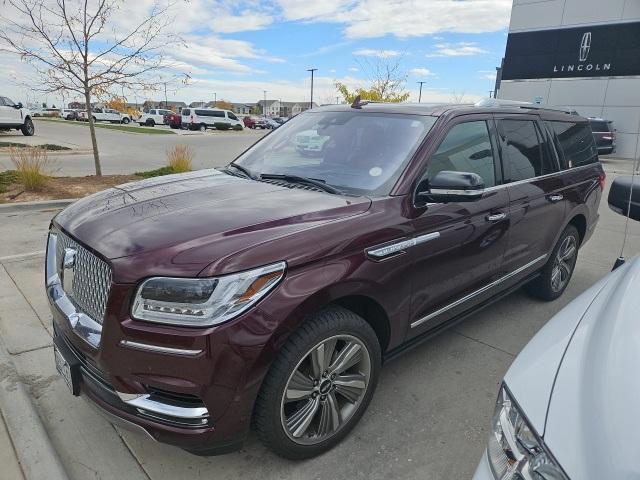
[307,68,317,110]
[164,82,168,108]
[417,81,426,103]
[214,92,217,107]
[263,90,267,118]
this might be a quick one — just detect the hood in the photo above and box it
[542,258,640,479]
[54,169,371,281]
[503,269,616,435]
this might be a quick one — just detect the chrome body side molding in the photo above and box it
[367,232,441,260]
[119,340,203,357]
[410,254,548,329]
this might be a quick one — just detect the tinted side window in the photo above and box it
[228,112,238,120]
[498,119,554,182]
[195,109,224,117]
[425,121,497,188]
[0,97,6,106]
[589,120,610,132]
[182,109,190,115]
[550,121,598,168]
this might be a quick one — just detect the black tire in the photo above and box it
[21,117,34,136]
[199,123,206,132]
[146,119,155,127]
[122,117,130,124]
[525,224,579,301]
[253,305,381,460]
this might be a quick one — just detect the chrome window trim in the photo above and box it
[483,162,598,193]
[366,232,440,260]
[410,254,548,329]
[119,340,203,357]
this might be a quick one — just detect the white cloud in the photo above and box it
[211,11,274,33]
[410,68,435,77]
[353,48,401,58]
[348,67,359,72]
[479,70,497,81]
[276,0,512,38]
[427,42,489,57]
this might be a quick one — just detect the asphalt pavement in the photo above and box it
[0,119,266,176]
[0,158,638,480]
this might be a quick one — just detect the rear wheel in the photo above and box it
[21,118,34,136]
[122,117,130,124]
[254,306,381,459]
[526,224,579,301]
[199,123,206,132]
[146,119,155,127]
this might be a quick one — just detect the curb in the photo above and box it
[0,199,75,213]
[0,337,69,480]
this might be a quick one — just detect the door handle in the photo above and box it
[548,194,564,202]
[486,213,506,222]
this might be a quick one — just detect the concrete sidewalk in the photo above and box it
[0,161,638,479]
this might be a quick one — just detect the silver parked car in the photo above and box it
[474,174,640,480]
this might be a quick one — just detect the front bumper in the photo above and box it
[45,230,268,455]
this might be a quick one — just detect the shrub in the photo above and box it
[166,144,194,173]
[213,122,231,130]
[233,124,243,131]
[9,146,55,191]
[0,170,19,193]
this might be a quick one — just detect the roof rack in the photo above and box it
[474,98,575,114]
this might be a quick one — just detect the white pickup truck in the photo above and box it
[79,108,131,124]
[137,108,173,127]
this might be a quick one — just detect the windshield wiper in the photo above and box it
[260,173,343,195]
[226,162,254,179]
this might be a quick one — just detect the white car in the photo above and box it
[181,107,243,131]
[295,129,330,155]
[79,107,131,124]
[0,96,34,136]
[137,108,173,127]
[474,176,640,480]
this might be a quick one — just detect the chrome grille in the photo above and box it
[55,230,112,324]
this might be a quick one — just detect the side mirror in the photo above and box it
[14,102,23,109]
[608,176,640,221]
[417,170,485,204]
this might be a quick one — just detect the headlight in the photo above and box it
[487,386,567,480]
[131,262,286,327]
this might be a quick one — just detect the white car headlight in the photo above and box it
[487,386,567,480]
[131,262,286,327]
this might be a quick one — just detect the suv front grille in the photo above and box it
[55,229,112,324]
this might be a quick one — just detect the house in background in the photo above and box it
[232,103,256,115]
[256,100,318,117]
[143,100,187,111]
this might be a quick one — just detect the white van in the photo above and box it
[181,108,243,131]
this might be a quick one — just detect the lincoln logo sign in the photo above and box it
[553,31,611,75]
[501,21,640,80]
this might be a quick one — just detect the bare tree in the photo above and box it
[450,91,467,104]
[0,0,183,175]
[336,56,410,103]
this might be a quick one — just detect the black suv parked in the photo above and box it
[589,117,616,155]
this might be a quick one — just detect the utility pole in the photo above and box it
[417,81,426,103]
[336,96,339,105]
[164,82,168,108]
[307,68,317,110]
[214,92,217,107]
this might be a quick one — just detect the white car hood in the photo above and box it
[543,257,640,479]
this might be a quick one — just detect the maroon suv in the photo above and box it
[47,100,604,459]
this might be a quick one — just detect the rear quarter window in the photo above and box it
[589,120,611,132]
[548,121,598,169]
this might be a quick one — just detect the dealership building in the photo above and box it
[497,0,640,159]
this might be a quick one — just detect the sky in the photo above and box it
[0,0,513,107]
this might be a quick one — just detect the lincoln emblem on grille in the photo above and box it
[62,247,76,293]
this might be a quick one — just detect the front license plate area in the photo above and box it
[53,338,81,396]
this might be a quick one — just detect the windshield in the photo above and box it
[233,111,436,196]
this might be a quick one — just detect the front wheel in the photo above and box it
[146,119,155,127]
[525,224,579,301]
[122,117,130,124]
[21,118,34,136]
[253,306,381,459]
[199,123,206,132]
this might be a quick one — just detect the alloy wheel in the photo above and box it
[280,335,371,445]
[551,235,577,292]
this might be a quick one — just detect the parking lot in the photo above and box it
[0,119,266,176]
[0,158,638,480]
